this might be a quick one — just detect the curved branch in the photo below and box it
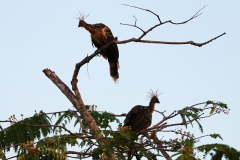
[116,32,226,47]
[71,38,117,87]
[168,5,207,25]
[120,23,145,33]
[121,4,161,23]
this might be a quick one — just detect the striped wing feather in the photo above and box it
[124,105,152,133]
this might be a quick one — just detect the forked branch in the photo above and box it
[120,4,225,45]
[43,69,104,145]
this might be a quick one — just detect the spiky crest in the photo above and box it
[146,89,161,100]
[77,11,90,21]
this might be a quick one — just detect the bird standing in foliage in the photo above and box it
[124,90,160,133]
[123,90,160,160]
[78,14,119,82]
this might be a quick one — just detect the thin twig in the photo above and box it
[68,109,89,135]
[6,155,18,160]
[154,110,166,118]
[120,23,145,33]
[169,5,207,25]
[121,4,162,23]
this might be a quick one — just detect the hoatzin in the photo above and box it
[78,15,119,82]
[123,90,160,160]
[124,91,160,133]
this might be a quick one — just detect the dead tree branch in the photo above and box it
[151,133,172,160]
[121,4,162,23]
[116,32,226,47]
[119,4,225,46]
[71,38,117,89]
[43,69,103,145]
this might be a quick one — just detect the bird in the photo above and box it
[123,90,160,160]
[78,13,119,82]
[124,90,160,133]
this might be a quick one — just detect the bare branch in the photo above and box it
[168,5,207,25]
[116,32,226,47]
[120,23,145,33]
[154,109,166,118]
[121,4,161,23]
[120,4,225,46]
[151,133,172,160]
[71,38,117,87]
[6,155,18,160]
[0,120,15,123]
[133,15,137,25]
[43,69,103,145]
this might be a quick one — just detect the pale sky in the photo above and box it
[1,1,239,159]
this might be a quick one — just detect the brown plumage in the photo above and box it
[124,90,160,133]
[78,15,119,82]
[123,90,160,160]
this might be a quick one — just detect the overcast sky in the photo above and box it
[1,1,239,159]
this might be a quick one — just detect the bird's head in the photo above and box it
[147,89,161,104]
[151,96,160,104]
[77,12,89,28]
[78,20,85,27]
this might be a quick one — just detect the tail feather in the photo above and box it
[109,61,119,82]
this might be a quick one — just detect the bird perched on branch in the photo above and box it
[124,90,160,133]
[78,13,119,82]
[123,90,160,160]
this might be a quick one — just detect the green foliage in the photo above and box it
[90,111,120,130]
[18,143,66,160]
[178,101,229,134]
[178,107,203,133]
[53,106,120,133]
[81,106,120,131]
[53,112,74,132]
[171,138,195,159]
[0,112,51,152]
[197,143,240,160]
[92,145,114,160]
[0,101,235,159]
[210,134,223,140]
[16,134,79,160]
[206,101,229,114]
[37,134,78,151]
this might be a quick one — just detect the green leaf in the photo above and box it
[210,108,215,114]
[210,134,223,140]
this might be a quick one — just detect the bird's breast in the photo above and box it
[91,33,105,46]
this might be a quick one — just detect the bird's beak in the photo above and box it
[78,21,83,28]
[156,99,160,103]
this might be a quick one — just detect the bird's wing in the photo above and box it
[91,37,99,48]
[124,105,152,132]
[124,105,143,125]
[102,26,119,60]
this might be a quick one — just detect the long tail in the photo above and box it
[109,61,119,82]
